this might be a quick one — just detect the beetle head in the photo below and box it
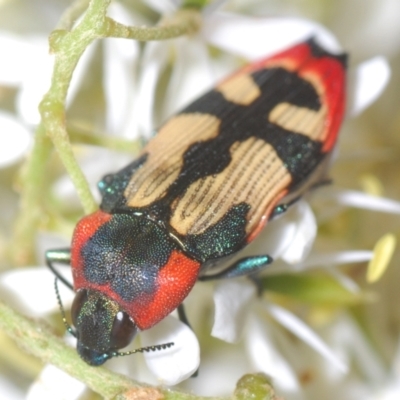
[71,288,138,366]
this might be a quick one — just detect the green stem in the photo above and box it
[0,299,281,398]
[10,125,53,265]
[0,301,228,399]
[104,9,201,40]
[40,0,113,216]
[67,125,143,153]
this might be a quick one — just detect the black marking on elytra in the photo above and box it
[307,38,348,68]
[81,214,176,302]
[161,67,324,203]
[184,203,250,262]
[99,154,148,213]
[105,65,328,262]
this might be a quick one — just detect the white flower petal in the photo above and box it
[0,374,24,400]
[348,57,391,117]
[26,365,86,400]
[298,250,374,270]
[203,13,340,60]
[0,32,31,85]
[328,314,386,383]
[203,0,228,16]
[211,279,256,343]
[35,232,70,267]
[103,37,139,135]
[327,267,360,294]
[53,148,132,207]
[246,206,298,261]
[246,200,316,265]
[0,111,32,167]
[103,3,140,137]
[141,315,200,385]
[245,315,300,393]
[272,250,373,277]
[279,200,317,264]
[181,345,251,396]
[136,42,170,137]
[329,189,400,214]
[142,0,178,14]
[345,0,400,59]
[0,267,74,316]
[15,38,54,125]
[375,385,400,400]
[391,336,400,377]
[266,303,347,373]
[66,41,98,110]
[163,37,214,117]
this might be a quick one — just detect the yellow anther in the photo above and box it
[367,233,397,283]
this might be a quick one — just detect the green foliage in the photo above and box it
[263,273,364,306]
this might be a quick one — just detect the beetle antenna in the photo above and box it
[54,278,77,338]
[114,342,175,358]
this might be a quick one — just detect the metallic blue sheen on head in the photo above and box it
[77,343,111,366]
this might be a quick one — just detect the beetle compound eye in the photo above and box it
[71,289,88,327]
[110,311,138,350]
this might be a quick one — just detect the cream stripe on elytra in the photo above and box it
[217,73,261,105]
[170,137,291,236]
[268,102,326,140]
[125,114,221,207]
[190,138,260,231]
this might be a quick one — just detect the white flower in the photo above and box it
[367,337,400,400]
[0,4,102,169]
[0,0,399,399]
[26,365,86,400]
[0,31,48,169]
[0,110,31,168]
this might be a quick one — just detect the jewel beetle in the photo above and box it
[47,38,347,366]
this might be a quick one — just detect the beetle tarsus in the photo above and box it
[46,248,74,291]
[199,255,273,281]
